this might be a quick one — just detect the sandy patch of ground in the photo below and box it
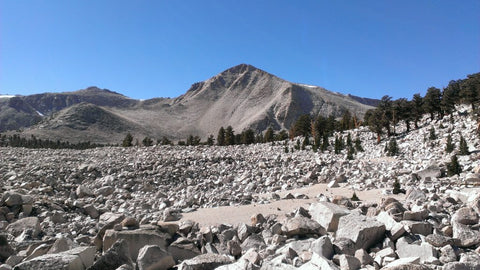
[179,184,405,226]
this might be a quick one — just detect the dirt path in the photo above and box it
[179,184,405,226]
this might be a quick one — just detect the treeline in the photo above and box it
[0,134,104,149]
[365,72,480,143]
[285,111,365,156]
[216,126,289,146]
[120,126,290,147]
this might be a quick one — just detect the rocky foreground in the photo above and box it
[1,106,480,269]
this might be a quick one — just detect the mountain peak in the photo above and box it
[221,64,265,76]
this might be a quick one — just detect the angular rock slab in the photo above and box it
[298,252,339,269]
[309,202,350,232]
[13,246,95,270]
[452,222,480,248]
[137,245,175,270]
[395,236,438,264]
[13,254,83,270]
[6,217,41,238]
[282,216,326,237]
[376,211,406,241]
[178,254,233,270]
[336,213,386,250]
[103,229,169,260]
[451,207,479,225]
[88,239,134,270]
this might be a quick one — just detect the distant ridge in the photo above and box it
[0,64,375,143]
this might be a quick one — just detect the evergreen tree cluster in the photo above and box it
[0,134,104,149]
[217,126,288,146]
[364,72,480,143]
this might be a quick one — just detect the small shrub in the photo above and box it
[351,192,360,201]
[445,134,454,153]
[354,137,364,152]
[429,127,437,140]
[347,145,355,160]
[386,138,399,156]
[392,179,405,194]
[459,135,469,155]
[122,133,133,147]
[142,136,153,147]
[447,155,462,176]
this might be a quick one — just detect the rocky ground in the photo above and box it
[1,105,480,269]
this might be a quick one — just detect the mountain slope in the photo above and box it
[24,103,148,143]
[2,64,375,143]
[0,87,137,132]
[164,64,374,137]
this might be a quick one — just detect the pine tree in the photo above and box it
[225,126,235,145]
[122,133,133,147]
[207,135,215,146]
[351,192,360,201]
[264,127,274,143]
[217,127,225,146]
[364,109,385,144]
[392,179,403,194]
[460,80,479,110]
[445,134,454,153]
[142,136,153,147]
[346,133,352,147]
[241,129,255,145]
[354,137,364,152]
[159,136,172,145]
[429,127,437,140]
[387,138,399,156]
[424,87,442,120]
[459,135,469,155]
[290,114,312,137]
[378,96,393,137]
[347,145,355,160]
[412,93,424,129]
[334,135,342,154]
[295,139,301,150]
[447,155,462,176]
[321,134,329,152]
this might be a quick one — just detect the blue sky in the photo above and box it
[1,1,479,100]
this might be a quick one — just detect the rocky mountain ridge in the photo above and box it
[0,64,374,143]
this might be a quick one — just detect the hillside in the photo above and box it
[1,64,375,143]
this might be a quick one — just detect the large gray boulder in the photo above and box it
[13,246,95,270]
[309,202,350,232]
[137,245,175,270]
[401,221,433,236]
[13,254,83,270]
[282,216,326,237]
[103,228,169,260]
[311,236,334,259]
[395,235,438,264]
[88,239,134,270]
[336,213,386,250]
[451,207,479,225]
[376,211,406,241]
[167,237,201,263]
[178,253,233,270]
[452,222,480,248]
[298,252,339,269]
[6,217,41,238]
